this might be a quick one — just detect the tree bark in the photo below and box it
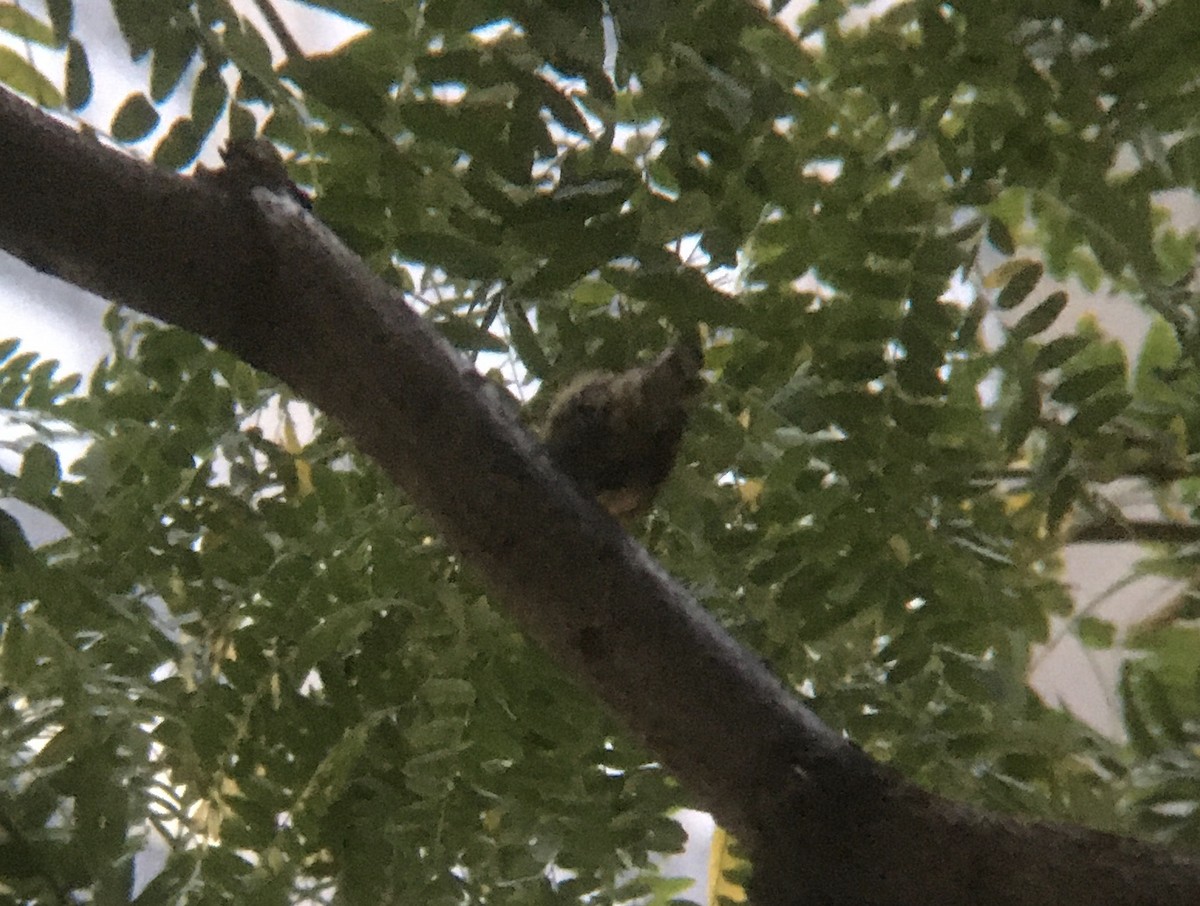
[1070,518,1200,544]
[2,85,1198,904]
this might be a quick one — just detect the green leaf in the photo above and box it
[46,0,71,44]
[18,443,60,499]
[22,358,73,408]
[0,508,32,571]
[1047,472,1080,532]
[288,50,386,125]
[111,92,159,142]
[1009,291,1067,340]
[149,27,198,102]
[393,232,503,279]
[153,117,203,170]
[613,269,738,328]
[1135,318,1181,390]
[1140,670,1188,748]
[0,45,62,106]
[222,17,278,94]
[190,64,228,138]
[1000,377,1040,453]
[64,38,91,110]
[1033,335,1088,372]
[1077,616,1116,649]
[0,4,57,45]
[1067,390,1130,436]
[433,314,507,353]
[1051,363,1125,406]
[1119,668,1157,757]
[518,215,638,296]
[110,0,167,58]
[947,216,985,243]
[227,103,257,142]
[986,218,1015,255]
[741,23,815,82]
[996,260,1043,310]
[297,607,372,674]
[503,297,551,379]
[1155,228,1197,283]
[419,677,475,707]
[405,716,467,750]
[296,723,372,820]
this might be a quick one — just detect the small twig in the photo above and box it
[1068,518,1200,544]
[252,0,305,61]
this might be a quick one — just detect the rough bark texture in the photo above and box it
[3,86,1199,904]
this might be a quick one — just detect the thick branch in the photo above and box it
[2,86,1199,904]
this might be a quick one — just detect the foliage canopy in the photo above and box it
[3,0,1200,902]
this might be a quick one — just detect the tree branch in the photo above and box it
[2,86,1199,904]
[251,0,304,62]
[1070,518,1200,544]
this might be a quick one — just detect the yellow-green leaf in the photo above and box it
[0,45,62,106]
[0,4,56,46]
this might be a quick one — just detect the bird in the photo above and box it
[199,137,312,210]
[542,333,703,517]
